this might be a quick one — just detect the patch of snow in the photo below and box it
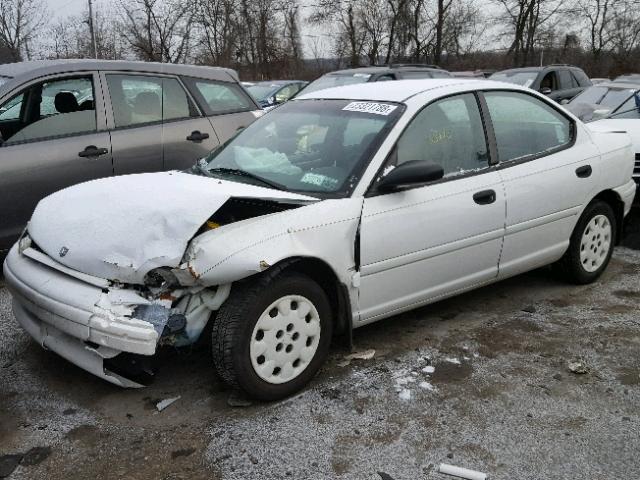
[398,389,412,401]
[422,365,435,374]
[445,357,461,365]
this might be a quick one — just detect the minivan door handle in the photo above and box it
[78,146,109,158]
[186,131,210,142]
[576,165,592,178]
[473,189,497,205]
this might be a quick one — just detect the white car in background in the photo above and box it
[4,79,637,400]
[566,81,640,186]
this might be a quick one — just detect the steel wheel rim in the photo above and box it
[250,295,321,384]
[579,214,611,273]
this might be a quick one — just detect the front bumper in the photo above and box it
[3,245,161,387]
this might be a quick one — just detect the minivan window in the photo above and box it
[183,77,255,115]
[106,74,195,128]
[0,76,96,145]
[485,91,572,162]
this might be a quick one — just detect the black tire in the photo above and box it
[211,270,333,401]
[555,200,616,284]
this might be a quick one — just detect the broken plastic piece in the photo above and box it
[156,396,181,412]
[438,463,487,480]
[133,304,171,335]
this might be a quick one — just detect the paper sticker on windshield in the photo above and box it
[300,172,339,189]
[343,102,397,116]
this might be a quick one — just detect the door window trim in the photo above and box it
[366,91,495,197]
[478,89,577,170]
[101,71,202,131]
[0,72,103,147]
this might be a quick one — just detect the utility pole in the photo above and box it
[88,0,98,59]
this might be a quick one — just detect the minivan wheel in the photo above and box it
[212,272,332,401]
[555,200,616,284]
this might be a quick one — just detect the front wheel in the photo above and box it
[555,200,616,284]
[212,272,333,401]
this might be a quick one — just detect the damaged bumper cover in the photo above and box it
[3,245,162,387]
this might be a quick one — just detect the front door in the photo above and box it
[0,73,112,251]
[359,92,505,323]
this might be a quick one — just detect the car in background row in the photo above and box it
[566,81,640,185]
[4,79,636,399]
[0,60,262,255]
[452,70,494,78]
[300,64,452,95]
[590,77,610,85]
[490,64,591,102]
[614,74,640,83]
[243,80,308,110]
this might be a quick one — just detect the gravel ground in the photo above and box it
[1,207,639,480]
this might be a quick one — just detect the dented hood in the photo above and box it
[28,171,315,283]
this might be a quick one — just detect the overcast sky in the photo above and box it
[44,0,332,58]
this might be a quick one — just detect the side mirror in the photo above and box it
[560,99,570,105]
[377,160,444,193]
[540,87,552,95]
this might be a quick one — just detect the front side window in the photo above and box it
[485,91,572,163]
[183,77,254,115]
[275,84,298,103]
[490,71,538,88]
[393,93,489,177]
[106,74,195,128]
[201,99,403,196]
[301,73,371,95]
[0,76,96,145]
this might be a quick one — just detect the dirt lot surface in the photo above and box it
[1,207,639,480]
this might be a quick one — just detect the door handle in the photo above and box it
[473,189,496,205]
[78,146,109,158]
[575,165,592,178]
[186,130,210,142]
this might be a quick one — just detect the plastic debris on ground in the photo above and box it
[438,463,488,480]
[567,360,589,374]
[337,348,376,367]
[156,396,181,412]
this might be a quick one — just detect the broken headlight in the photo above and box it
[144,267,180,290]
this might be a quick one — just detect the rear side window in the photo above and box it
[559,70,575,89]
[484,91,572,163]
[394,93,489,177]
[106,74,195,128]
[572,69,591,86]
[0,76,96,145]
[183,77,255,115]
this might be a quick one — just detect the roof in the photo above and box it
[591,81,640,90]
[0,59,238,82]
[249,80,305,85]
[296,78,521,103]
[328,65,443,76]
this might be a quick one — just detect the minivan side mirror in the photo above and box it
[540,87,552,95]
[377,160,444,193]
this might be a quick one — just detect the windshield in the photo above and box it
[302,73,372,95]
[490,71,538,87]
[246,84,280,102]
[201,99,403,197]
[568,86,637,121]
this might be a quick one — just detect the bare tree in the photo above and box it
[119,0,194,63]
[196,0,238,65]
[577,0,613,57]
[0,0,48,61]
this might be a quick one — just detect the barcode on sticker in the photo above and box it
[343,102,397,116]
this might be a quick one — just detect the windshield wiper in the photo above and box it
[208,167,286,191]
[193,159,213,177]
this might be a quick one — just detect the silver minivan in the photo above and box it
[0,60,261,254]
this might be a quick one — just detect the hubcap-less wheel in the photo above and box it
[250,295,321,384]
[579,214,612,273]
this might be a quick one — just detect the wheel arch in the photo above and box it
[591,189,625,244]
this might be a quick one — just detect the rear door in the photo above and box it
[102,72,218,174]
[556,69,582,101]
[0,72,112,251]
[482,90,599,278]
[182,76,259,145]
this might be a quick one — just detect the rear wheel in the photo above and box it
[555,200,616,284]
[212,271,332,401]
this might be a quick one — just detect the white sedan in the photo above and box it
[4,79,637,400]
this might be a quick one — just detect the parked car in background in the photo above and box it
[300,64,452,95]
[0,60,261,255]
[590,77,610,85]
[614,74,640,83]
[4,79,636,399]
[243,80,308,110]
[566,81,640,186]
[490,64,591,102]
[452,70,494,78]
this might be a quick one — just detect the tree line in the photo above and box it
[0,0,639,79]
